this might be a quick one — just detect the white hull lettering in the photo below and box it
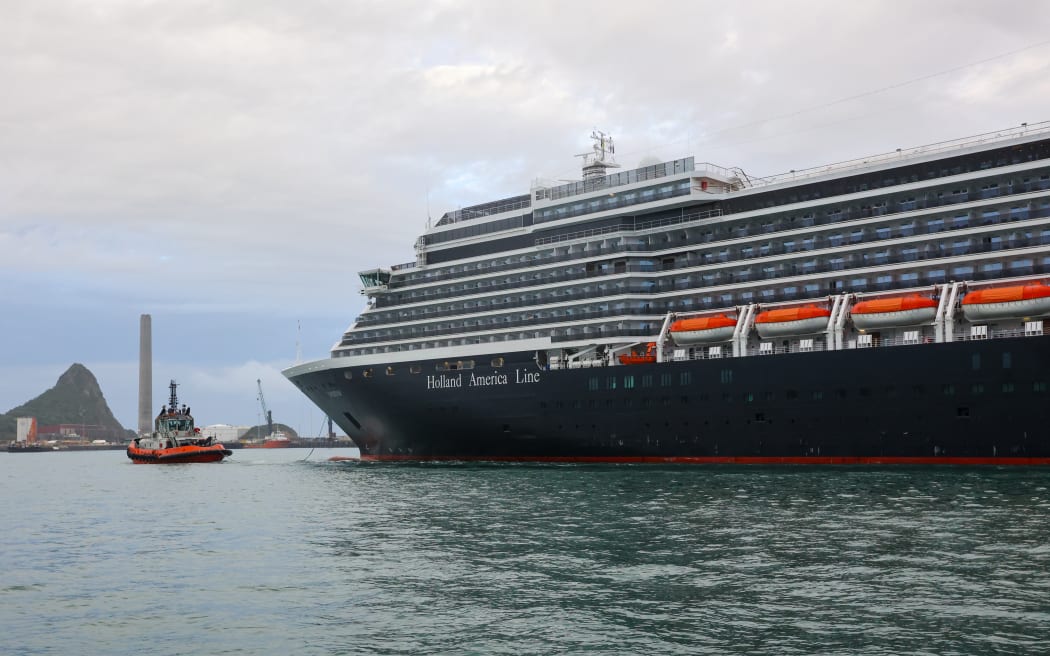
[515,369,541,384]
[427,373,463,389]
[469,372,509,386]
[426,369,541,390]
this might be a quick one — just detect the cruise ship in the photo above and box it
[284,123,1050,463]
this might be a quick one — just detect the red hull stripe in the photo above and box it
[358,455,1050,466]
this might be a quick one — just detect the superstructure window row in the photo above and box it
[386,170,1050,294]
[368,201,1050,315]
[533,180,693,225]
[343,249,1050,347]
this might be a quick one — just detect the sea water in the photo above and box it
[3,450,1049,655]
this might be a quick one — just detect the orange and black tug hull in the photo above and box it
[127,444,232,464]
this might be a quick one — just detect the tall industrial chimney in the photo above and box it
[138,314,152,434]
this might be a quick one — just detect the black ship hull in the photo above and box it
[288,335,1050,464]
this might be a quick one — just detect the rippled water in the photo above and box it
[3,450,1050,655]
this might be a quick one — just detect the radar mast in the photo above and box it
[577,129,621,183]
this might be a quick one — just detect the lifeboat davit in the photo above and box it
[962,283,1050,321]
[618,342,657,365]
[669,314,737,345]
[851,295,938,330]
[754,306,831,339]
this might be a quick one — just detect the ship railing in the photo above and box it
[435,197,532,226]
[374,207,1050,311]
[366,240,1050,323]
[533,157,698,202]
[747,121,1050,190]
[548,358,608,370]
[533,207,724,247]
[739,341,831,357]
[951,326,1049,342]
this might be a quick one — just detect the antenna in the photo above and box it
[295,320,302,365]
[576,128,621,183]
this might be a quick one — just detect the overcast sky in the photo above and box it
[2,0,1049,433]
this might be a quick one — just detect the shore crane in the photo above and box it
[256,379,274,438]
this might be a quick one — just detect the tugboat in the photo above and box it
[127,380,232,464]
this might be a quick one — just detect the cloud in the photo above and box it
[3,0,1050,430]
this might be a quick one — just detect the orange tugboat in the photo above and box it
[127,380,232,464]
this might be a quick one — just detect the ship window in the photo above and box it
[660,374,672,387]
[491,357,504,368]
[343,371,353,380]
[385,367,395,376]
[624,376,635,389]
[642,375,653,388]
[1034,382,1048,392]
[811,390,823,400]
[720,369,733,384]
[1002,382,1015,394]
[588,377,599,391]
[1002,352,1012,369]
[679,372,692,385]
[943,384,955,396]
[362,368,374,378]
[971,383,984,395]
[606,376,617,390]
[972,354,981,370]
[786,389,798,400]
[410,365,422,374]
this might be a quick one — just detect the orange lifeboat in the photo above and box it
[851,295,938,330]
[962,283,1050,321]
[618,342,657,365]
[754,306,831,339]
[669,314,737,345]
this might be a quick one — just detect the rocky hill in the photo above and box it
[0,364,129,442]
